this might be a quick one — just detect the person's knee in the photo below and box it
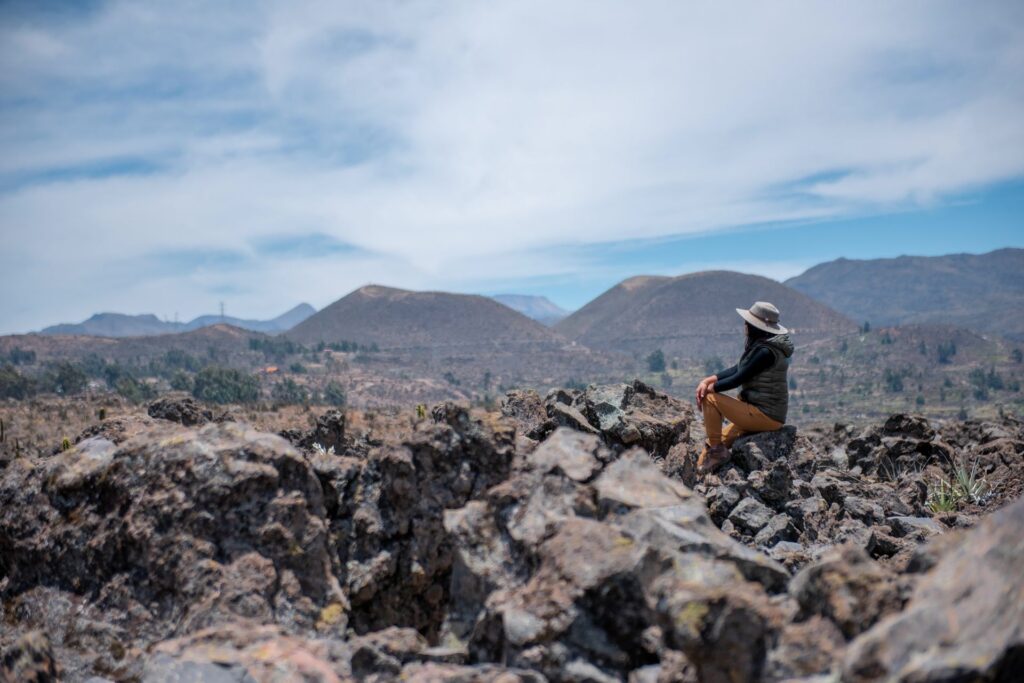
[705,392,720,406]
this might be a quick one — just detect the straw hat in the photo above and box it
[736,301,787,334]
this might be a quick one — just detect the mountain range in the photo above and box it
[785,247,1024,340]
[287,285,566,350]
[27,248,1023,355]
[40,304,316,338]
[491,294,570,325]
[554,271,856,359]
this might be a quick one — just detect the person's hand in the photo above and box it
[696,375,717,409]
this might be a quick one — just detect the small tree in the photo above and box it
[47,362,88,395]
[647,349,666,373]
[324,381,347,407]
[192,366,260,404]
[883,368,904,393]
[1012,348,1023,364]
[0,364,35,399]
[272,378,308,406]
[169,371,194,392]
[937,342,957,364]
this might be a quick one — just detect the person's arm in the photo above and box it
[715,363,739,381]
[712,347,774,392]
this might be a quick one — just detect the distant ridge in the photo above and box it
[555,270,856,358]
[40,303,316,337]
[492,294,571,325]
[785,248,1024,340]
[288,285,568,349]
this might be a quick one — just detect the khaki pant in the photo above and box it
[703,391,783,447]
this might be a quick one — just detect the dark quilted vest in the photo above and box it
[739,334,793,423]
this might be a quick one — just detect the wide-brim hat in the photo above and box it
[736,301,788,334]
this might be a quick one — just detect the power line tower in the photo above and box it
[219,301,225,323]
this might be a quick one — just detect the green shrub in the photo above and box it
[46,362,88,395]
[5,347,36,366]
[192,366,260,404]
[271,378,308,405]
[169,371,194,392]
[0,364,36,399]
[324,381,347,407]
[647,349,666,373]
[115,376,157,404]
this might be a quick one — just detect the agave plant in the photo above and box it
[927,476,961,514]
[951,458,988,505]
[311,442,335,456]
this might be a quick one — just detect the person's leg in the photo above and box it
[722,422,746,447]
[704,392,782,447]
[702,394,725,446]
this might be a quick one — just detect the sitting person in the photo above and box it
[695,301,794,473]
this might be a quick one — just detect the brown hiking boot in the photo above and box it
[697,443,731,474]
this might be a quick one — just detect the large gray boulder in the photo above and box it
[842,496,1024,682]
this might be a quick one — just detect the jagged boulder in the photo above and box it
[443,428,787,682]
[147,396,213,426]
[791,544,909,640]
[142,620,539,682]
[842,496,1024,682]
[502,381,696,462]
[0,422,344,639]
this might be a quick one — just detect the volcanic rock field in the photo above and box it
[2,382,1023,682]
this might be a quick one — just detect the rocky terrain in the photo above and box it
[2,382,1023,682]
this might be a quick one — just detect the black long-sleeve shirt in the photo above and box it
[712,346,774,393]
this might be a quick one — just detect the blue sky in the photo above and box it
[1,1,1023,333]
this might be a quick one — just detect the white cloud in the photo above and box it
[1,0,1023,332]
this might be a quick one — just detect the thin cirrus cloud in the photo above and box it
[0,0,1023,333]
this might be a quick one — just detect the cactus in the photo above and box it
[61,437,72,452]
[98,407,107,421]
[416,404,426,420]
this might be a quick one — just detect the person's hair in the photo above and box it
[744,321,773,350]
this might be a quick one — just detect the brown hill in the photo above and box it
[0,324,261,365]
[785,248,1024,340]
[287,285,570,350]
[555,271,856,359]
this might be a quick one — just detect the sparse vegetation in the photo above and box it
[272,378,309,405]
[647,349,666,373]
[927,458,989,513]
[883,368,904,393]
[192,366,260,404]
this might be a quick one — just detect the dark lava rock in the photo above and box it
[791,544,908,640]
[843,496,1024,682]
[503,381,696,462]
[443,432,787,681]
[1,630,60,682]
[728,497,775,534]
[147,396,213,426]
[882,413,935,441]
